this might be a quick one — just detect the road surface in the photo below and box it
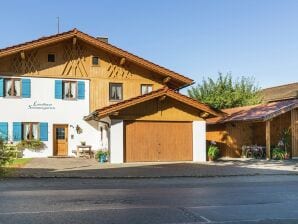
[1,175,298,223]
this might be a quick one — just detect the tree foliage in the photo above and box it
[188,73,262,109]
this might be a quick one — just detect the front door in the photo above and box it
[53,124,68,156]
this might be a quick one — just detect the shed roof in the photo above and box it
[261,82,298,102]
[207,99,298,124]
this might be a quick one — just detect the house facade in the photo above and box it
[0,29,221,163]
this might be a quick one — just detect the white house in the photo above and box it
[0,29,222,163]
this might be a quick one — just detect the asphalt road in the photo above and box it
[1,175,298,224]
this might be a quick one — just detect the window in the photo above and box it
[63,81,77,100]
[92,56,99,65]
[4,78,21,97]
[23,123,39,140]
[48,54,56,62]
[56,127,65,140]
[109,83,123,101]
[141,84,153,95]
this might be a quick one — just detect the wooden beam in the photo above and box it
[163,76,171,84]
[200,112,209,118]
[20,51,25,60]
[266,120,271,159]
[292,109,298,157]
[73,37,77,45]
[158,95,166,101]
[120,57,126,66]
[111,111,119,116]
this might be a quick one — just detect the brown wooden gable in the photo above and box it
[0,29,193,89]
[85,87,224,121]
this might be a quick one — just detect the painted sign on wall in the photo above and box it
[28,101,55,110]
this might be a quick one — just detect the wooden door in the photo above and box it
[125,121,193,162]
[53,124,68,156]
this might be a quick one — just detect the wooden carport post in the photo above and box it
[266,120,271,159]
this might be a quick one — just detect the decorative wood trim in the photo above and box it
[0,29,193,87]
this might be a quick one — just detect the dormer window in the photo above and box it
[5,78,21,97]
[48,54,56,62]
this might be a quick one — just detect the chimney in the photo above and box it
[96,37,108,43]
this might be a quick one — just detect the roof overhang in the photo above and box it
[207,99,298,125]
[84,87,224,121]
[0,29,193,89]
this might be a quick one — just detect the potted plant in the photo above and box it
[95,150,109,163]
[16,140,45,152]
[80,141,86,146]
[272,147,286,160]
[208,144,220,161]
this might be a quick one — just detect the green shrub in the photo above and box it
[272,148,286,160]
[0,139,14,167]
[95,150,109,160]
[208,145,220,161]
[16,140,45,151]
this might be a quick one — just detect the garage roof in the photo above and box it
[207,99,298,124]
[85,87,224,120]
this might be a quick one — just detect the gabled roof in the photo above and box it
[207,99,298,124]
[84,87,224,120]
[261,82,298,102]
[0,29,193,89]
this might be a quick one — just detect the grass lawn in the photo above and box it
[8,158,32,168]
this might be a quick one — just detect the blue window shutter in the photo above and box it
[0,78,4,97]
[21,79,31,98]
[39,123,48,141]
[13,122,22,141]
[55,80,63,99]
[0,122,8,141]
[78,81,85,99]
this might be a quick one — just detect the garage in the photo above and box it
[125,121,193,162]
[85,87,223,163]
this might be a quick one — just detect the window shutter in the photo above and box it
[0,78,3,97]
[78,81,85,99]
[21,79,31,98]
[39,122,48,141]
[13,122,22,141]
[0,122,8,141]
[55,80,63,99]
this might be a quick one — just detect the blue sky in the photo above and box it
[1,0,298,90]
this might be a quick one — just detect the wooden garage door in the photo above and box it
[125,121,193,162]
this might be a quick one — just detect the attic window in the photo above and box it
[48,54,56,62]
[92,56,99,65]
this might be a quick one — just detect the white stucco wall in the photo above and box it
[0,76,102,158]
[110,120,123,163]
[193,121,206,162]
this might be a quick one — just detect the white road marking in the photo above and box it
[200,215,211,223]
[0,205,169,215]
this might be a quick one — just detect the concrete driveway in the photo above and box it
[7,158,298,178]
